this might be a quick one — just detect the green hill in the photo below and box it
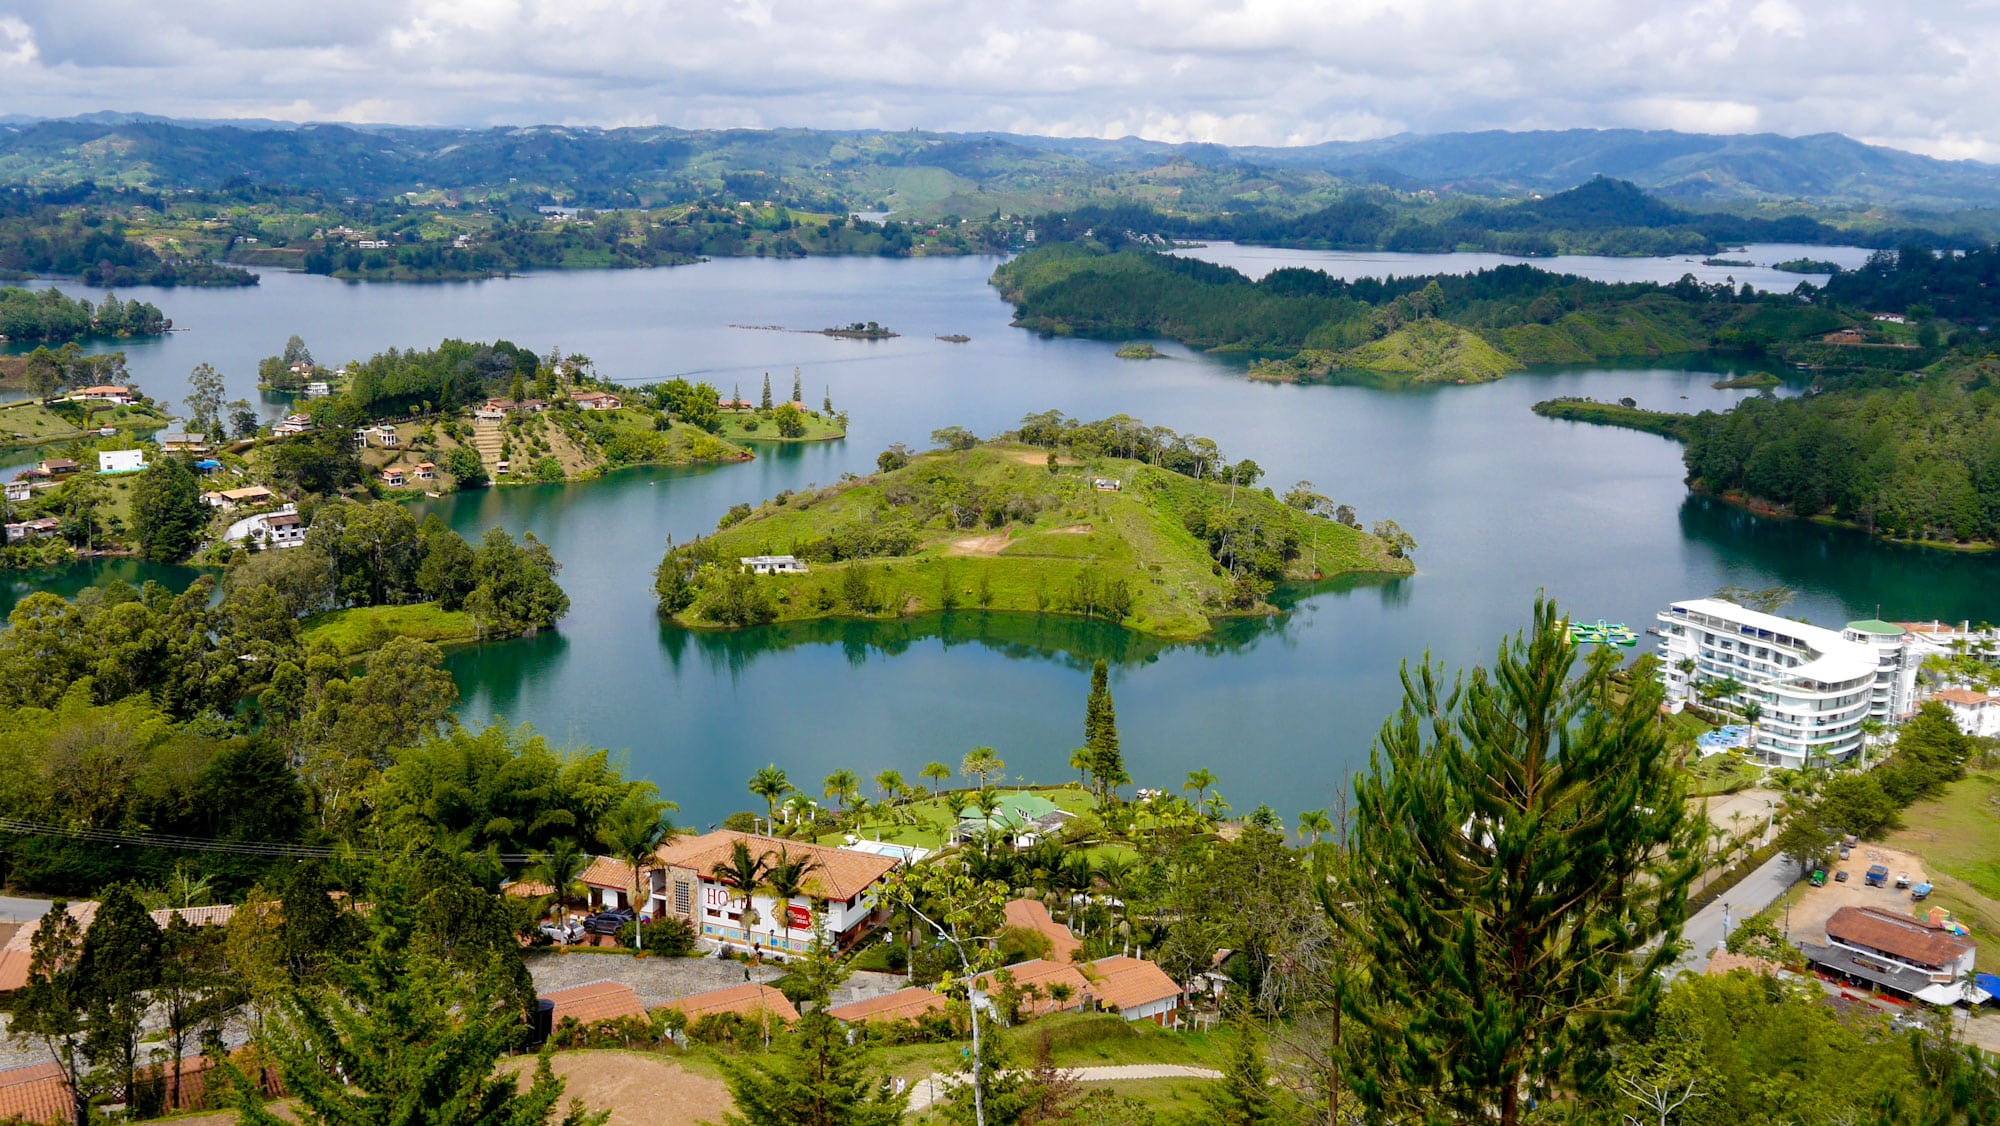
[1253,321,1520,385]
[657,441,1412,640]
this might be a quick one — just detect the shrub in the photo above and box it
[617,915,699,955]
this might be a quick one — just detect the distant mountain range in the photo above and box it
[3,114,1998,213]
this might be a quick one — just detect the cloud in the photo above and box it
[4,0,1998,160]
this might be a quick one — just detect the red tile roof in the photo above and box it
[974,959,1091,1015]
[654,831,902,902]
[1934,687,1996,706]
[1003,898,1080,963]
[1826,906,1972,970]
[0,903,97,993]
[1084,956,1182,1013]
[826,986,949,1024]
[540,980,646,1027]
[660,983,798,1023]
[0,1063,68,1125]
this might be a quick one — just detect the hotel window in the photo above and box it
[674,881,692,913]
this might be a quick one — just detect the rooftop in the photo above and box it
[1667,598,1880,684]
[825,986,949,1024]
[1084,955,1182,1012]
[660,982,798,1023]
[1844,619,1907,637]
[653,830,902,901]
[1825,905,1973,969]
[974,958,1091,1015]
[1003,898,1080,963]
[540,980,646,1028]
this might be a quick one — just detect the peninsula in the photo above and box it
[655,415,1414,640]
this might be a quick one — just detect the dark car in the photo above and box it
[584,907,636,935]
[1834,869,1850,883]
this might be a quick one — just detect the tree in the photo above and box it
[1370,518,1417,559]
[1341,599,1699,1126]
[184,361,227,436]
[791,368,803,404]
[921,760,952,796]
[281,335,315,369]
[750,764,793,823]
[823,769,860,812]
[8,903,94,1126]
[761,848,822,952]
[1084,660,1126,804]
[761,371,774,410]
[1069,748,1092,790]
[443,446,487,489]
[1183,768,1215,812]
[597,796,677,946]
[77,884,162,1109]
[877,444,910,474]
[1297,808,1332,846]
[229,398,259,439]
[718,916,907,1126]
[931,425,979,451]
[156,912,237,1112]
[1207,1003,1279,1126]
[527,838,590,927]
[130,456,208,562]
[961,747,1004,788]
[774,401,807,437]
[711,840,772,942]
[885,866,1011,1126]
[873,769,906,803]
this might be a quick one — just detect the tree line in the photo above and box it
[0,288,169,344]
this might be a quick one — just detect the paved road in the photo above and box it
[0,895,56,923]
[1669,853,1800,977]
[905,1063,1223,1112]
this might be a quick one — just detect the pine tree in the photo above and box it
[1340,599,1699,1126]
[1207,1004,1278,1125]
[11,903,94,1126]
[1083,659,1126,804]
[719,918,908,1126]
[78,884,163,1109]
[824,384,833,414]
[761,372,773,410]
[792,367,803,404]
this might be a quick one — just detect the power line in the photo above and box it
[0,819,538,865]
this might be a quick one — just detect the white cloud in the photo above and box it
[3,0,1998,161]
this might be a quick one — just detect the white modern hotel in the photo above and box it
[1656,599,1918,768]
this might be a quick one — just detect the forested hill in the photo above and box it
[992,245,1845,382]
[5,116,2000,212]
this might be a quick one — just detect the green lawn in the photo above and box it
[715,409,846,444]
[818,785,1099,850]
[1889,769,2000,902]
[300,602,480,657]
[0,400,171,448]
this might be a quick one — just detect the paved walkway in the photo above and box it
[1669,853,1799,977]
[0,895,55,923]
[904,1063,1223,1112]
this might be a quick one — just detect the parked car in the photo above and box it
[1912,883,1933,901]
[1810,868,1828,887]
[1834,869,1850,883]
[584,907,636,935]
[539,919,585,944]
[1865,864,1890,887]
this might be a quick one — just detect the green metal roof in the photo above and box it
[1845,619,1906,636]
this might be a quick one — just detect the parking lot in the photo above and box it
[1777,842,1932,943]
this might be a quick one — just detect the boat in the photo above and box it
[1568,619,1639,647]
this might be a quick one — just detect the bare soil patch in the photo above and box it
[1047,524,1093,535]
[1006,450,1076,467]
[505,1050,729,1126]
[1787,842,1931,942]
[945,531,1012,556]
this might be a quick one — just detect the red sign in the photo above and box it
[786,904,812,930]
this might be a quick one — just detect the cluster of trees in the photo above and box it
[1774,702,1979,863]
[0,198,254,287]
[994,244,1841,365]
[340,338,542,418]
[0,287,168,343]
[8,342,139,402]
[1680,368,2000,543]
[1824,243,2000,326]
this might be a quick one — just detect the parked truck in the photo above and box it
[1865,864,1890,887]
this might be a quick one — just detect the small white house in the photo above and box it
[97,450,146,474]
[258,511,306,548]
[741,555,808,575]
[1092,478,1121,492]
[1934,687,2000,737]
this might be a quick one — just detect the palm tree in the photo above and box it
[525,837,589,927]
[1740,700,1764,754]
[1183,768,1216,811]
[596,797,678,948]
[962,747,1004,788]
[1297,809,1333,847]
[1056,852,1095,928]
[920,760,953,797]
[748,764,792,826]
[874,769,906,803]
[760,848,822,954]
[823,769,861,812]
[1069,747,1093,789]
[781,792,818,829]
[1096,854,1137,934]
[710,840,772,949]
[849,796,874,839]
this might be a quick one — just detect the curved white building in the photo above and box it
[1656,599,1902,768]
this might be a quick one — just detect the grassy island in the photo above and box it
[1710,372,1782,389]
[1114,342,1166,360]
[1532,397,1693,439]
[656,419,1414,640]
[1249,321,1519,386]
[715,406,847,444]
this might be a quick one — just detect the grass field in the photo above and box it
[300,602,481,656]
[715,408,846,444]
[1889,768,2000,902]
[680,443,1410,640]
[0,400,171,448]
[811,785,1099,850]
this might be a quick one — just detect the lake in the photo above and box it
[8,253,1994,825]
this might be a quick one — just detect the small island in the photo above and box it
[935,333,971,343]
[1114,342,1167,360]
[1701,258,1755,268]
[1711,372,1782,389]
[821,321,898,339]
[655,414,1415,640]
[1773,258,1843,274]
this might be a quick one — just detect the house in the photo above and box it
[951,793,1075,848]
[1799,905,1983,1004]
[1092,478,1121,492]
[304,381,332,399]
[718,398,755,411]
[414,462,436,481]
[97,449,146,474]
[1932,687,2000,737]
[3,482,29,503]
[1,903,235,995]
[381,467,408,487]
[581,830,904,958]
[36,459,76,477]
[538,980,646,1031]
[159,433,209,453]
[67,385,133,406]
[272,418,312,437]
[971,959,1091,1018]
[1003,898,1081,963]
[570,390,623,410]
[740,554,808,575]
[1872,313,1908,324]
[258,511,306,548]
[484,398,549,415]
[374,425,400,448]
[3,517,61,544]
[1084,956,1184,1027]
[827,986,949,1025]
[192,459,222,474]
[203,486,275,511]
[661,983,798,1025]
[474,403,508,422]
[1822,328,1867,345]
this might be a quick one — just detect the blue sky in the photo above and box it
[4,0,1997,160]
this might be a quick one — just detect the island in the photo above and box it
[1773,258,1844,274]
[0,287,172,344]
[1114,342,1166,360]
[821,321,898,339]
[1248,321,1518,386]
[1710,372,1782,389]
[654,414,1415,640]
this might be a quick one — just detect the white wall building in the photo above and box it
[1656,599,1888,767]
[97,449,146,474]
[1934,688,2000,737]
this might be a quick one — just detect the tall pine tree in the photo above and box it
[760,372,773,410]
[791,367,803,404]
[1206,1003,1279,1126]
[1340,599,1699,1126]
[1083,659,1126,804]
[78,884,162,1110]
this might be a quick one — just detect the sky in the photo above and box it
[5,0,2000,161]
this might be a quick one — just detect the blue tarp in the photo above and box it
[1977,973,2000,1002]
